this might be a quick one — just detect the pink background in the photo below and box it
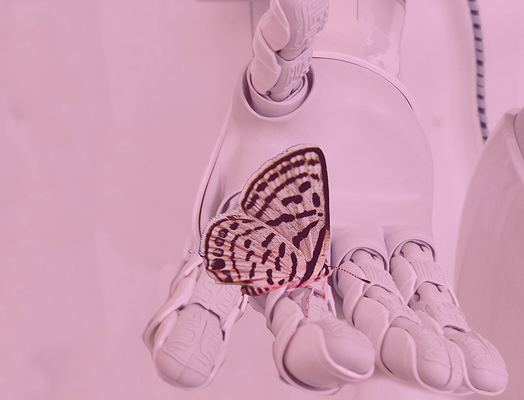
[1,1,522,399]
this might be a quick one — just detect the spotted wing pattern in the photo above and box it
[199,144,330,295]
[201,214,308,295]
[240,145,330,286]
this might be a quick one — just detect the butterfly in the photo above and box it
[199,144,333,299]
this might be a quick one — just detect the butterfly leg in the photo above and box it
[284,286,313,318]
[389,241,508,395]
[285,281,323,319]
[304,287,314,318]
[321,276,327,299]
[333,248,465,394]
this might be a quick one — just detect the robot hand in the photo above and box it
[332,242,508,395]
[143,0,507,395]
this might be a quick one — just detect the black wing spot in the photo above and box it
[274,173,307,194]
[282,195,303,206]
[275,177,295,194]
[292,220,319,249]
[297,210,316,219]
[289,253,298,281]
[265,192,276,204]
[255,193,276,219]
[262,233,275,247]
[230,222,239,230]
[245,194,259,210]
[261,249,271,264]
[211,258,226,270]
[256,182,268,192]
[293,159,305,168]
[278,279,286,286]
[278,242,286,258]
[299,181,311,193]
[215,237,225,246]
[242,285,254,296]
[245,250,255,261]
[275,257,281,271]
[266,269,274,285]
[268,172,279,182]
[218,229,229,238]
[249,262,256,278]
[244,239,252,248]
[266,213,295,226]
[213,248,224,257]
[273,173,306,196]
[312,192,321,208]
[280,164,292,174]
[310,173,320,181]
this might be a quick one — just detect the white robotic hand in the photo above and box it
[144,0,508,395]
[333,242,508,395]
[249,282,375,393]
[391,242,509,394]
[143,249,246,390]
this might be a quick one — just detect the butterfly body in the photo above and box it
[200,145,331,296]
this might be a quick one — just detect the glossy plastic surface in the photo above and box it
[456,108,524,400]
[314,0,406,78]
[203,57,434,264]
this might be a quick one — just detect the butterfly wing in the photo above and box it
[199,213,308,295]
[239,145,330,287]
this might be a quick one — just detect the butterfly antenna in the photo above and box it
[331,265,371,284]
